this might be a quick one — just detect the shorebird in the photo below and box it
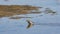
[26,20,34,29]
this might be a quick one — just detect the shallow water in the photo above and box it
[0,0,60,34]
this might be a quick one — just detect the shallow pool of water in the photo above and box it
[0,0,60,34]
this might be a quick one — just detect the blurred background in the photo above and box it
[0,0,60,34]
